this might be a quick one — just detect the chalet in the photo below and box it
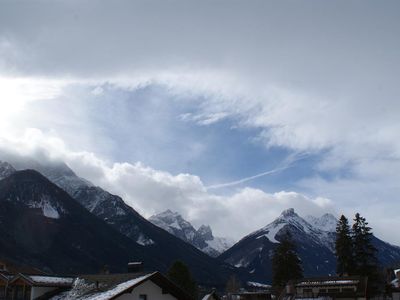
[0,260,64,300]
[225,282,272,300]
[49,271,192,300]
[0,261,193,300]
[282,276,368,300]
[8,274,74,300]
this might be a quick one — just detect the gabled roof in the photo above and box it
[0,272,11,282]
[10,274,74,287]
[50,271,194,300]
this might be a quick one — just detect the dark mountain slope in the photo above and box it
[0,160,241,286]
[0,170,159,274]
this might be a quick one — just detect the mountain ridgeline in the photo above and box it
[219,208,400,282]
[1,156,400,286]
[149,210,234,257]
[0,158,239,287]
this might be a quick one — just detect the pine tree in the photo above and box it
[167,260,198,298]
[352,213,379,295]
[335,215,354,276]
[272,233,303,293]
[352,213,378,275]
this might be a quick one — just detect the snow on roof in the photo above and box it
[297,279,359,286]
[50,273,154,300]
[29,275,74,286]
[247,281,272,289]
[392,278,399,288]
[394,269,400,275]
[201,294,214,300]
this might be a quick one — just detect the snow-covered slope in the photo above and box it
[0,157,238,286]
[149,210,198,243]
[220,208,400,282]
[0,161,16,179]
[305,213,338,232]
[149,210,234,257]
[219,208,337,281]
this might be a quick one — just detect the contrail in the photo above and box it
[206,152,309,190]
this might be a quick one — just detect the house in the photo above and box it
[0,260,193,300]
[49,271,193,300]
[0,260,65,300]
[282,276,368,300]
[225,282,272,300]
[8,274,74,300]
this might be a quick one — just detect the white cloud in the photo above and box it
[0,128,334,240]
[0,0,400,244]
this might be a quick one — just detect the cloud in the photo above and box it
[0,0,400,244]
[0,128,333,240]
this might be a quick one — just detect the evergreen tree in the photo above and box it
[167,260,198,298]
[352,213,378,275]
[352,213,379,295]
[335,215,354,276]
[272,233,303,293]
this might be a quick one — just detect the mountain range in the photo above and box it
[1,154,400,286]
[219,208,400,282]
[0,157,239,287]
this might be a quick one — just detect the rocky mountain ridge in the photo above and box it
[219,208,400,282]
[0,158,240,286]
[149,210,234,257]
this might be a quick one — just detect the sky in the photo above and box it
[0,0,400,243]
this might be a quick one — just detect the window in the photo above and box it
[139,295,147,300]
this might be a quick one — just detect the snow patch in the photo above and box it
[42,202,60,219]
[27,195,63,219]
[136,234,155,246]
[206,237,234,253]
[257,223,286,243]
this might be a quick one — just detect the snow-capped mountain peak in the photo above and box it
[305,213,338,232]
[149,210,197,241]
[280,207,296,218]
[253,208,317,243]
[0,161,16,179]
[197,225,213,241]
[149,210,234,257]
